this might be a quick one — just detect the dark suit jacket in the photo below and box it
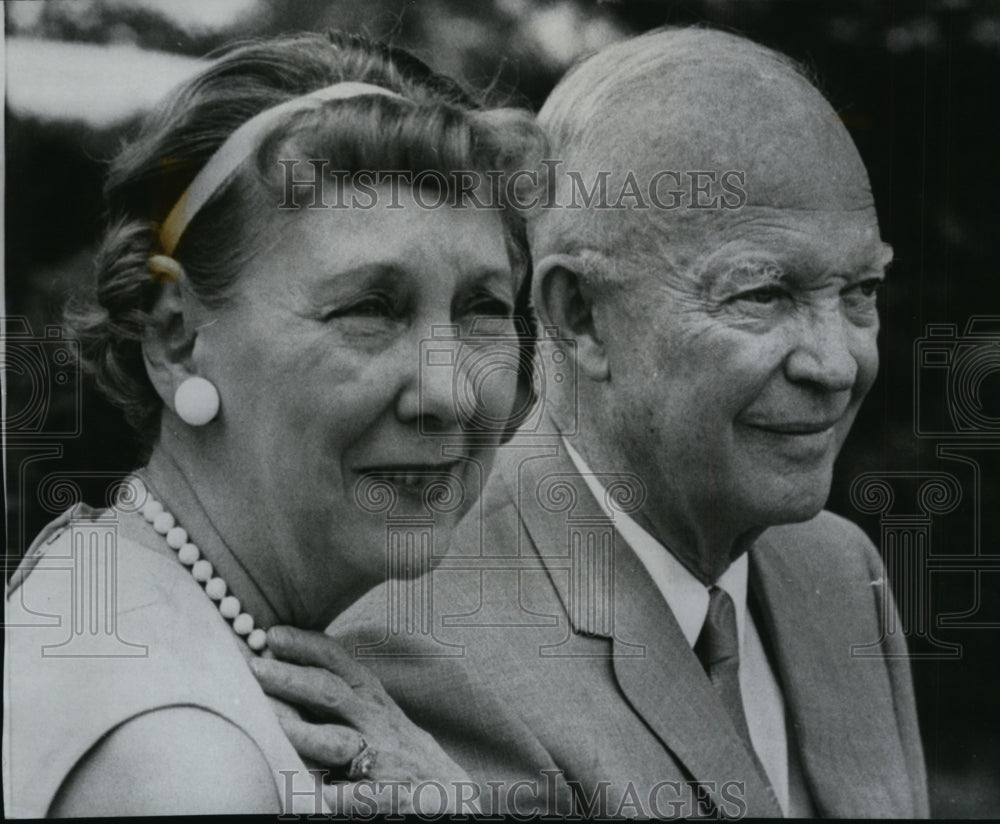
[332,439,928,817]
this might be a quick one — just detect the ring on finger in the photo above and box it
[347,736,377,781]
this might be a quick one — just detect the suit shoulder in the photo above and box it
[764,508,874,547]
[760,509,880,576]
[330,577,478,657]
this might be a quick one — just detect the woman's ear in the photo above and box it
[532,254,609,382]
[142,280,199,410]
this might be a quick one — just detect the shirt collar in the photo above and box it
[561,438,748,650]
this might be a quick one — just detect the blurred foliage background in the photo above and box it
[5,0,999,816]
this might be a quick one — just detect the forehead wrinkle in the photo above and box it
[682,205,887,265]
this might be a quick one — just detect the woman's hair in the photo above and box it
[67,31,544,443]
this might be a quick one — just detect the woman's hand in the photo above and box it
[249,626,476,815]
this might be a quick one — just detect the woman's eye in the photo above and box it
[324,294,397,321]
[469,297,513,317]
[458,295,515,339]
[459,293,514,326]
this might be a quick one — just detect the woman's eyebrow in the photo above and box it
[306,262,411,299]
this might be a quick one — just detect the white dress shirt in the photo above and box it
[563,440,812,815]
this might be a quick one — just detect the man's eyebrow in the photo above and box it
[877,242,895,271]
[707,257,786,290]
[846,243,894,280]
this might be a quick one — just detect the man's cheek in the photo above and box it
[852,347,879,402]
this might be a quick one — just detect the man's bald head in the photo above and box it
[530,28,890,566]
[531,27,875,273]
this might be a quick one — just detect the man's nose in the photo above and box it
[783,307,859,392]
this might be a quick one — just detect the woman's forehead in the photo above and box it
[243,186,514,290]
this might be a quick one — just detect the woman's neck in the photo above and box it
[138,441,283,631]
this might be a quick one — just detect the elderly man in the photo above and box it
[256,28,928,818]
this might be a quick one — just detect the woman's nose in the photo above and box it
[395,331,464,435]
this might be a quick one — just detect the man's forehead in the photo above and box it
[675,209,893,285]
[584,59,873,213]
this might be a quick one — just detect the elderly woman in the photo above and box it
[5,32,542,816]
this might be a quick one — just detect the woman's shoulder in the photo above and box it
[5,507,307,817]
[7,503,195,616]
[48,706,281,816]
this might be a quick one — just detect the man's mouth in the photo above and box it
[750,420,840,435]
[737,416,844,461]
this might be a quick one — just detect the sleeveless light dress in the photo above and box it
[4,507,326,817]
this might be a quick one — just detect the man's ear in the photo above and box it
[142,281,199,410]
[533,254,609,381]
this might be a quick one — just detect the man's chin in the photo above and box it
[766,498,828,527]
[745,472,833,527]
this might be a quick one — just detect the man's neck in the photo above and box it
[561,433,762,585]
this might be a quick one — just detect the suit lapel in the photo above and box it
[501,443,783,817]
[750,532,916,817]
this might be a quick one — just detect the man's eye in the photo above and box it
[849,278,884,299]
[735,285,786,305]
[351,296,394,317]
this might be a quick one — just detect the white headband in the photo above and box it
[158,81,406,256]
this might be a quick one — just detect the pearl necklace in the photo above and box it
[136,487,268,653]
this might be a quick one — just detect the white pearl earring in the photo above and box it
[174,376,220,426]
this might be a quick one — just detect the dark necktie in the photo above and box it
[694,585,756,749]
[694,586,780,815]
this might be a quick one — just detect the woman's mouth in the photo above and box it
[353,463,467,508]
[375,467,456,490]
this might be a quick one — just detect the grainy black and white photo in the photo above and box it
[4,0,999,818]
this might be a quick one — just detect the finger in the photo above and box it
[250,657,372,725]
[265,695,302,725]
[268,699,365,768]
[266,626,385,696]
